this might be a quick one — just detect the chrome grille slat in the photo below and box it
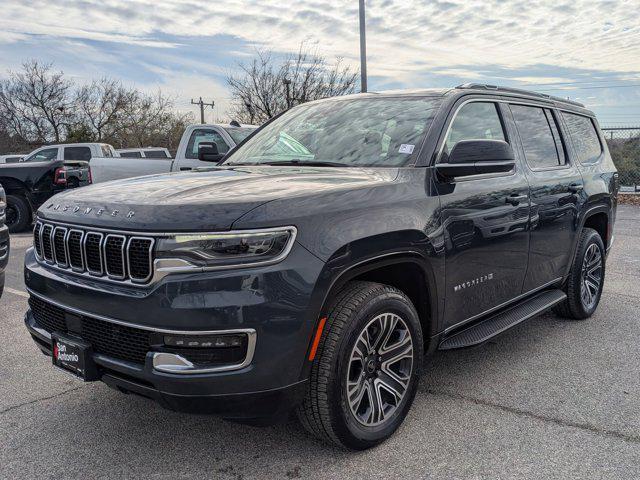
[53,227,68,268]
[33,221,154,285]
[41,225,54,263]
[84,232,104,276]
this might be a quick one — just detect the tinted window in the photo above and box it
[445,102,506,154]
[186,129,229,159]
[119,152,143,158]
[225,98,442,167]
[23,148,58,163]
[64,146,92,161]
[5,156,22,163]
[145,150,169,158]
[224,127,255,144]
[562,112,602,164]
[511,105,565,169]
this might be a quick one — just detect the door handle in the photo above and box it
[568,183,584,193]
[505,194,528,206]
[179,167,192,171]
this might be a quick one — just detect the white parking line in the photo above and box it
[4,287,28,298]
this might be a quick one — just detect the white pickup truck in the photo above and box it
[90,123,257,183]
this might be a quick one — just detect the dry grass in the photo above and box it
[619,194,640,206]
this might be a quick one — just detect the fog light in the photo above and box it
[163,334,245,348]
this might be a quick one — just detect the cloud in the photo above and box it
[0,0,638,123]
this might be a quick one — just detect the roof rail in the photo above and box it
[455,83,585,108]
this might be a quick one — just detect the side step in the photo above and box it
[438,289,566,350]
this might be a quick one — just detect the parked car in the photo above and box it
[0,154,24,164]
[23,84,617,450]
[22,143,117,164]
[116,147,171,159]
[0,158,91,232]
[90,123,257,183]
[0,185,8,298]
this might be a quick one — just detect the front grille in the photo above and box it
[29,296,151,364]
[41,224,54,262]
[33,223,43,257]
[33,221,154,284]
[128,238,153,282]
[53,227,68,267]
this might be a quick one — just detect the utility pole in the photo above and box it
[191,97,215,124]
[359,0,368,93]
[283,78,292,108]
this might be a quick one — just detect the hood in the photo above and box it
[37,166,399,231]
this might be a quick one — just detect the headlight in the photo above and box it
[156,227,297,269]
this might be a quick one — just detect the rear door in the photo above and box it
[505,103,584,292]
[435,99,531,329]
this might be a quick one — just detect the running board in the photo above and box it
[438,289,566,350]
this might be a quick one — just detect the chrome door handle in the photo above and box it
[505,194,528,206]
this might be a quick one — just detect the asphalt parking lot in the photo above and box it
[1,206,639,479]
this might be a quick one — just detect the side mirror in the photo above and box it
[198,142,224,163]
[436,139,515,178]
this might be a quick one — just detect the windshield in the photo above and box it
[224,97,442,167]
[224,127,256,144]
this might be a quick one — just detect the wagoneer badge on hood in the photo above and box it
[46,203,135,219]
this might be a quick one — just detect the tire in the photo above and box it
[297,281,424,450]
[6,194,31,233]
[555,228,606,320]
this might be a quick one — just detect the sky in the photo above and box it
[0,0,639,125]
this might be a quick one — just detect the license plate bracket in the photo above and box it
[51,333,99,381]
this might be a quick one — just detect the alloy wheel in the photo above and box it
[346,312,414,427]
[580,243,603,310]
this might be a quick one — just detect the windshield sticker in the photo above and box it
[399,144,415,154]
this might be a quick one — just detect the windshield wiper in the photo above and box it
[258,160,347,167]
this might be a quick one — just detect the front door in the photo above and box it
[505,103,584,291]
[435,100,531,329]
[178,127,231,170]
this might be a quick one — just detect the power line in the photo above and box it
[190,97,215,124]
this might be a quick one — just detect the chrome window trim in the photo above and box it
[52,227,69,268]
[127,236,155,283]
[83,231,105,276]
[68,229,86,272]
[27,288,257,374]
[104,234,127,280]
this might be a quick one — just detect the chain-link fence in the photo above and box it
[603,127,640,192]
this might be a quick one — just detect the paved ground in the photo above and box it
[1,206,639,479]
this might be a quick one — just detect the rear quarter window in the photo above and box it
[145,150,169,158]
[120,152,143,158]
[64,146,92,161]
[561,112,603,164]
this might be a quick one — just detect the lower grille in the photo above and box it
[29,296,151,364]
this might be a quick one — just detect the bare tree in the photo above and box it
[107,90,193,150]
[75,78,132,141]
[0,60,73,143]
[227,44,358,124]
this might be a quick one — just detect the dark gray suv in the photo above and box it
[24,84,617,449]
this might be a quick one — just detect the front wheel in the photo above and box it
[555,228,606,319]
[297,281,423,450]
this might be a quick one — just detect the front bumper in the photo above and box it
[24,242,325,418]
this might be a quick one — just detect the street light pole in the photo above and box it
[359,0,368,93]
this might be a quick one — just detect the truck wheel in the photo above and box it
[297,281,423,450]
[6,195,31,233]
[555,228,605,320]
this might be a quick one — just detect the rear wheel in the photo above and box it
[555,228,605,319]
[297,281,423,450]
[6,194,31,233]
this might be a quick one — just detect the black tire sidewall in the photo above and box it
[6,195,30,233]
[329,291,424,449]
[571,230,606,318]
